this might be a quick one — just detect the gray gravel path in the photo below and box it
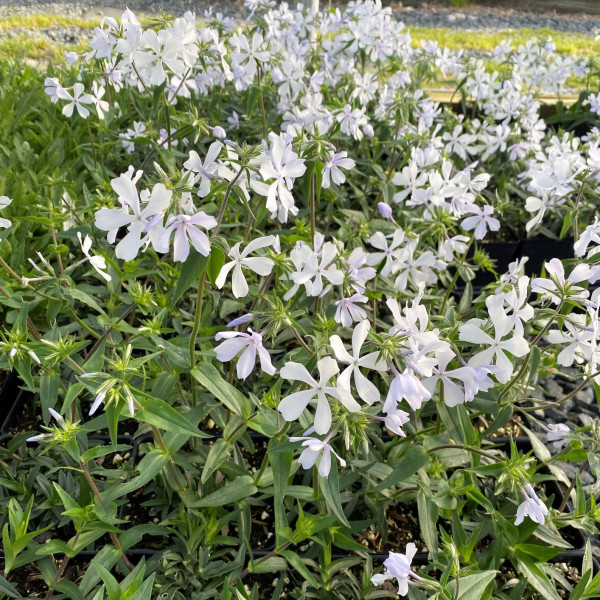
[1,1,600,36]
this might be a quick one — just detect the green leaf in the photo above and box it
[417,487,439,557]
[69,288,106,315]
[202,438,231,484]
[279,550,319,587]
[171,250,208,306]
[0,574,21,599]
[515,556,562,600]
[372,446,429,492]
[93,563,121,600]
[188,475,257,507]
[127,574,155,600]
[514,543,562,562]
[136,394,210,439]
[446,570,497,600]
[102,450,169,504]
[206,245,226,287]
[268,439,293,546]
[320,460,350,528]
[192,363,252,420]
[40,372,59,422]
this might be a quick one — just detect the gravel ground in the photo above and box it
[1,1,600,36]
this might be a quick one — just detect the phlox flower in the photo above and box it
[44,77,65,104]
[321,151,355,188]
[57,83,94,119]
[214,329,276,380]
[161,212,218,262]
[95,172,172,261]
[546,423,571,449]
[382,409,411,437]
[215,235,275,298]
[371,544,422,596]
[330,319,388,405]
[335,294,368,327]
[422,350,489,407]
[119,121,147,154]
[0,196,12,229]
[183,142,223,197]
[531,258,593,305]
[458,318,529,384]
[345,247,376,294]
[367,230,406,278]
[77,232,111,282]
[278,357,360,435]
[461,204,500,240]
[515,484,548,526]
[383,368,432,413]
[91,81,109,120]
[288,237,344,298]
[546,314,593,367]
[289,428,346,477]
[255,132,306,223]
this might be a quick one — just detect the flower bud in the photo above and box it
[377,202,393,219]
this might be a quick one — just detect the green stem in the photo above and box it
[85,119,97,170]
[497,300,564,404]
[426,444,501,462]
[440,237,474,315]
[190,272,206,407]
[162,92,172,150]
[256,65,267,140]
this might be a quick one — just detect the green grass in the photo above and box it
[408,27,600,58]
[0,36,86,63]
[0,15,100,30]
[0,15,598,65]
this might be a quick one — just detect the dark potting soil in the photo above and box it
[356,501,425,553]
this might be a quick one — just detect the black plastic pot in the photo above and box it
[465,241,521,289]
[0,370,34,436]
[517,237,575,278]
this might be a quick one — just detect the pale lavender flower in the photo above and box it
[461,205,500,240]
[546,423,571,449]
[321,151,355,189]
[214,329,275,380]
[371,544,422,596]
[515,484,548,526]
[161,212,217,262]
[334,294,368,327]
[289,428,346,477]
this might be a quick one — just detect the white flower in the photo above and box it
[278,357,359,435]
[95,174,172,261]
[215,236,275,298]
[458,318,529,384]
[0,196,12,229]
[546,314,593,366]
[57,83,93,119]
[214,329,276,379]
[367,230,406,278]
[289,238,344,298]
[546,423,571,449]
[532,258,592,305]
[371,544,421,596]
[321,151,355,189]
[119,121,147,154]
[461,205,500,240]
[334,294,368,327]
[330,320,387,405]
[255,133,306,223]
[161,212,217,262]
[383,369,432,413]
[91,81,109,120]
[289,428,346,477]
[44,77,65,103]
[183,142,223,198]
[515,484,548,526]
[383,409,411,437]
[77,232,111,282]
